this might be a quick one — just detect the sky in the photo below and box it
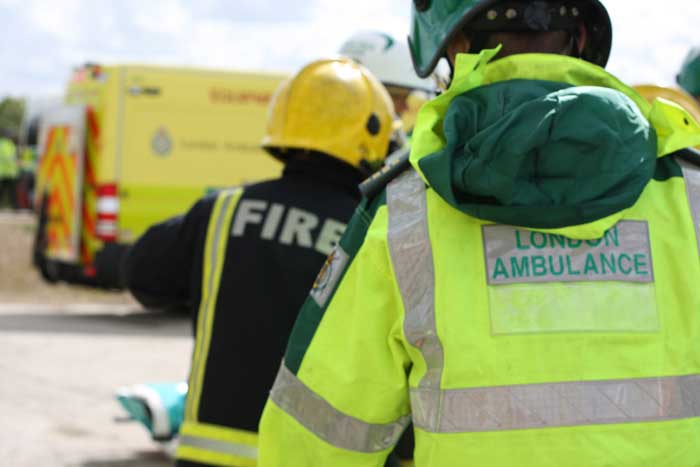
[0,0,697,99]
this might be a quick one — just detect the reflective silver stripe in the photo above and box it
[179,434,257,460]
[679,158,700,256]
[270,364,410,453]
[202,190,238,327]
[387,169,444,430]
[411,375,700,433]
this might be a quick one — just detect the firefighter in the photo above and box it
[259,1,700,466]
[16,118,38,210]
[339,31,442,135]
[124,57,398,467]
[16,145,36,210]
[0,132,18,209]
[678,47,700,99]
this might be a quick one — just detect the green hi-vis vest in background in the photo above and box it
[258,50,700,467]
[19,147,37,173]
[0,138,18,179]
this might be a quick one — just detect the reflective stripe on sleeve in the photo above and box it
[387,169,444,431]
[186,189,243,422]
[270,364,411,453]
[177,421,257,466]
[679,158,700,257]
[178,436,257,462]
[411,374,700,433]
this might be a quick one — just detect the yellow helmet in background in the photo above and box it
[262,57,397,172]
[634,84,700,124]
[401,90,431,136]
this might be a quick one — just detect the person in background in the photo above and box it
[678,47,700,100]
[124,57,399,467]
[15,146,37,211]
[16,118,38,211]
[339,30,444,137]
[0,131,18,209]
[634,84,700,128]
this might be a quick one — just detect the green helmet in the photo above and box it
[409,0,613,78]
[677,48,700,98]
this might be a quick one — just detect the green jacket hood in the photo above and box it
[410,49,700,239]
[420,79,657,232]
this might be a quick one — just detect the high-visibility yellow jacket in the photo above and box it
[0,138,18,179]
[258,50,700,467]
[19,147,36,173]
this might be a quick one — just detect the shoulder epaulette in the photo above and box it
[359,147,412,200]
[677,147,700,168]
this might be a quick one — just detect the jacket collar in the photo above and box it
[282,154,364,199]
[410,47,700,183]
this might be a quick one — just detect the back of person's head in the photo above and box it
[261,57,399,177]
[339,31,443,133]
[678,47,700,99]
[409,0,612,78]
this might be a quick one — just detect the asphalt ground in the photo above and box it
[0,212,192,466]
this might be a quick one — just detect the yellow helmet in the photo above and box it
[401,90,431,134]
[262,58,396,172]
[634,84,700,124]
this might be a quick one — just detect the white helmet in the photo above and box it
[339,31,438,93]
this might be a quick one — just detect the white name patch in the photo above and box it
[482,221,654,285]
